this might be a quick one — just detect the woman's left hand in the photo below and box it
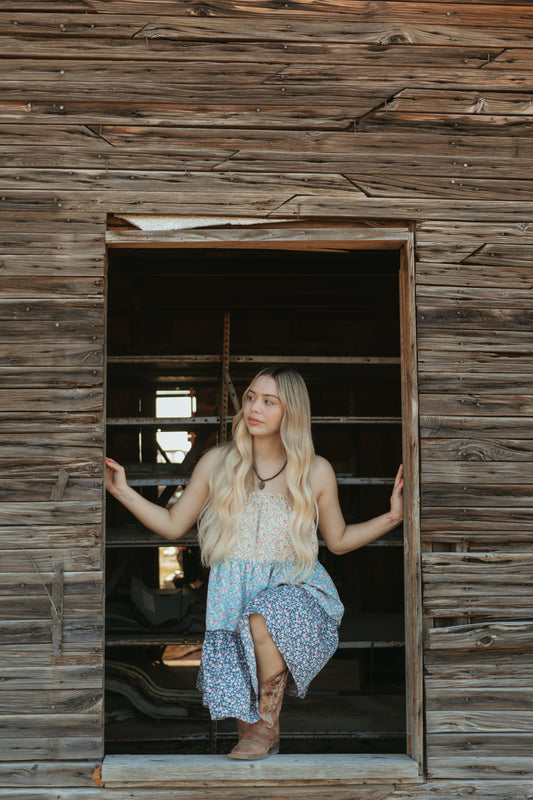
[389,463,404,523]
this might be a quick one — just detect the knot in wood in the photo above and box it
[388,34,409,44]
[477,634,494,648]
[192,5,212,16]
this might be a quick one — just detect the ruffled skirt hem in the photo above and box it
[197,583,339,722]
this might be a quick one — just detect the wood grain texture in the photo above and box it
[2,0,533,786]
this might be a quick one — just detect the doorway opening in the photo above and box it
[104,241,409,758]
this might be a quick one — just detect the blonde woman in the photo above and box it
[106,367,404,760]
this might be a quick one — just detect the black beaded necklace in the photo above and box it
[253,460,287,490]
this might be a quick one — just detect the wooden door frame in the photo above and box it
[104,219,423,783]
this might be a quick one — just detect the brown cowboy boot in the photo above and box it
[228,666,289,760]
[236,718,250,741]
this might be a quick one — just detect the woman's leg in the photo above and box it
[249,613,286,682]
[228,613,288,760]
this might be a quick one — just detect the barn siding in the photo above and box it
[0,1,532,796]
[0,214,106,764]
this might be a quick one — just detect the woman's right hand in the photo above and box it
[103,448,215,542]
[106,457,130,499]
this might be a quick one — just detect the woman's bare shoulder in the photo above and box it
[190,444,227,481]
[310,455,337,496]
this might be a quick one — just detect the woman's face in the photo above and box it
[243,374,284,437]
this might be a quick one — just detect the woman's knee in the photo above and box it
[249,613,270,645]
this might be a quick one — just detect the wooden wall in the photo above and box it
[0,1,532,797]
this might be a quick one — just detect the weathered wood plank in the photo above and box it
[0,642,102,669]
[0,595,103,621]
[419,352,533,375]
[0,546,101,570]
[0,255,104,276]
[416,263,533,288]
[0,525,100,547]
[421,484,533,510]
[463,242,533,267]
[0,299,105,323]
[348,173,533,201]
[0,34,507,67]
[421,506,533,533]
[88,126,533,160]
[421,438,533,461]
[268,196,533,222]
[0,278,103,298]
[0,103,359,130]
[420,376,533,395]
[214,154,533,180]
[0,479,101,502]
[418,306,533,329]
[0,343,102,367]
[0,691,102,715]
[1,787,531,800]
[420,416,533,439]
[0,760,100,788]
[268,64,533,92]
[369,87,533,116]
[425,647,533,678]
[0,666,102,690]
[1,147,233,173]
[0,6,531,45]
[101,753,419,787]
[0,389,103,413]
[357,112,533,137]
[426,687,533,712]
[0,429,104,451]
[420,393,533,416]
[4,193,533,222]
[424,595,533,617]
[418,328,533,352]
[424,599,533,619]
[0,573,103,595]
[421,461,533,482]
[0,736,102,761]
[0,168,360,195]
[0,620,103,646]
[0,368,103,388]
[427,746,533,779]
[427,733,533,757]
[426,620,533,651]
[423,552,533,571]
[427,710,533,733]
[0,786,409,800]
[106,224,408,248]
[0,232,104,252]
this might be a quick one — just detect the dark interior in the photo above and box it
[104,244,406,755]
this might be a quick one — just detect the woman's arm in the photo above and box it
[105,447,218,541]
[313,457,403,555]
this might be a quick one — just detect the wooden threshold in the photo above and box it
[101,753,420,787]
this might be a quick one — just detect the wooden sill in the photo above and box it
[101,753,420,787]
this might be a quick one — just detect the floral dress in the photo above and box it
[197,492,344,723]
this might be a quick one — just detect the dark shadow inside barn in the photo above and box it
[104,244,406,756]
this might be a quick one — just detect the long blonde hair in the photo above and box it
[197,367,317,580]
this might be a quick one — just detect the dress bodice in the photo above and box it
[205,492,344,630]
[227,492,318,563]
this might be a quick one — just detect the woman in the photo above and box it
[106,367,404,760]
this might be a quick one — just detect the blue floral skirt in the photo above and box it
[197,583,339,722]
